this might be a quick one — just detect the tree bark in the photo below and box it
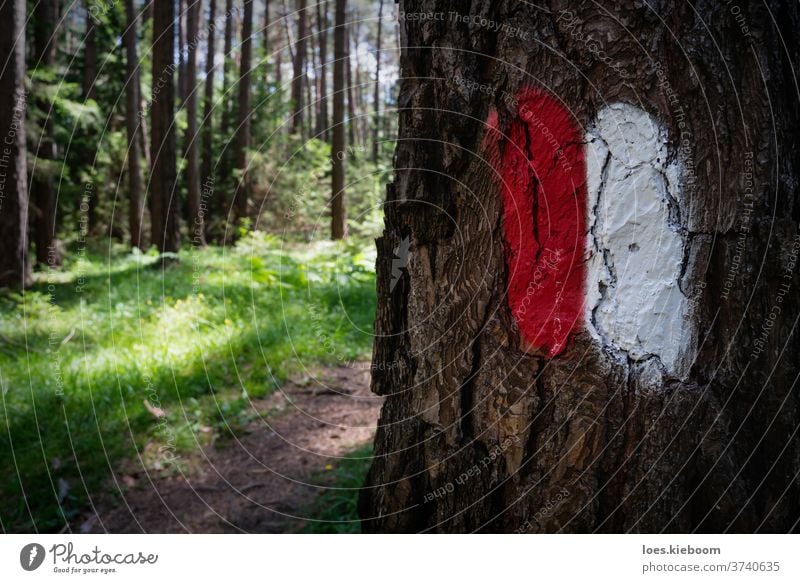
[315,0,329,140]
[330,0,346,240]
[290,0,307,133]
[185,0,205,245]
[31,0,60,268]
[360,0,800,533]
[124,0,144,250]
[371,0,383,161]
[0,0,32,287]
[233,0,253,222]
[151,0,180,253]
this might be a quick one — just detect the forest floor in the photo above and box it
[76,362,382,533]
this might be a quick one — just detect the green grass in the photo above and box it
[303,444,374,534]
[0,232,376,532]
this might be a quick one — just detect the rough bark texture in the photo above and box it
[291,0,308,133]
[360,0,800,533]
[0,0,32,287]
[330,0,347,240]
[233,0,253,221]
[150,0,180,253]
[185,0,205,245]
[124,0,143,249]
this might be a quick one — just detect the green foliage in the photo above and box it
[302,444,374,534]
[0,238,376,532]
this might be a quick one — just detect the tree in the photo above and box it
[185,0,204,245]
[329,0,346,240]
[83,3,99,229]
[123,0,144,249]
[178,0,187,103]
[218,0,235,195]
[232,0,253,222]
[360,1,800,533]
[200,0,216,233]
[315,0,329,140]
[345,19,355,146]
[31,0,61,268]
[290,0,307,133]
[150,0,180,253]
[0,0,32,287]
[262,0,270,85]
[371,0,383,161]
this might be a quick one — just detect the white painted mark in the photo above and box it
[585,103,694,378]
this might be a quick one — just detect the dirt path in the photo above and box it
[80,363,382,533]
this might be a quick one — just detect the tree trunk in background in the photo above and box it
[185,0,204,245]
[82,15,97,102]
[345,21,355,147]
[151,0,180,253]
[360,0,800,533]
[371,0,383,161]
[0,0,32,287]
[290,0,307,133]
[123,0,143,250]
[201,0,216,238]
[82,7,99,230]
[233,0,252,222]
[219,0,234,199]
[32,0,61,268]
[178,0,186,104]
[315,0,329,140]
[263,0,270,84]
[330,0,346,240]
[353,17,366,145]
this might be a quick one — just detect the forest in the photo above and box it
[0,0,395,533]
[1,0,799,539]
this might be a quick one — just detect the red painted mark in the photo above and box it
[485,87,587,357]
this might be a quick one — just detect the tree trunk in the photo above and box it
[315,0,329,140]
[345,21,356,148]
[233,0,253,222]
[371,0,383,161]
[330,0,346,240]
[150,0,180,253]
[185,0,205,245]
[0,0,32,287]
[178,0,186,104]
[219,0,235,197]
[83,6,99,230]
[31,0,61,268]
[263,0,270,84]
[290,0,307,133]
[123,0,144,250]
[82,13,97,102]
[360,0,800,534]
[201,0,216,238]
